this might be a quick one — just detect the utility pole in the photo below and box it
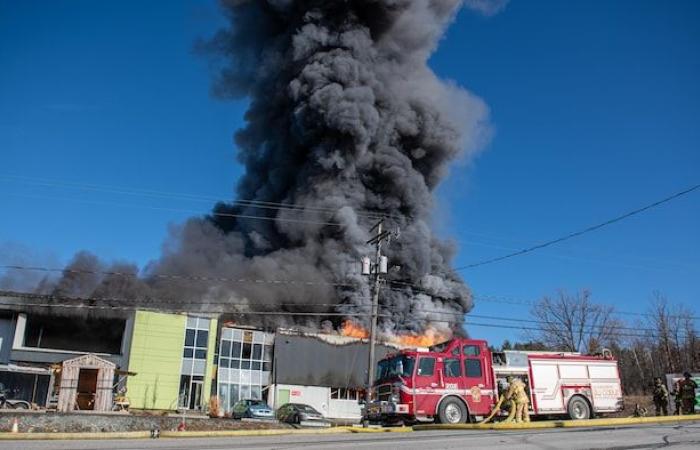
[363,219,392,407]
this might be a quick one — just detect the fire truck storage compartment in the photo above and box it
[529,358,621,414]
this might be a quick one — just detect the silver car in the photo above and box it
[276,403,330,427]
[232,399,275,420]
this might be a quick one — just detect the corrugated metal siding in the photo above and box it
[273,335,395,388]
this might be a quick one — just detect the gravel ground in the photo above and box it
[0,411,292,433]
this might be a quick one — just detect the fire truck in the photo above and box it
[364,338,623,424]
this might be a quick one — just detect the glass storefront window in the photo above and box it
[217,328,273,413]
[180,317,211,410]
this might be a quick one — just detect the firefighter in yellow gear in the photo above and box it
[505,376,530,423]
[652,377,669,416]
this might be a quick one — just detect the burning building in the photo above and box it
[0,3,494,417]
[1,0,491,342]
[0,292,133,410]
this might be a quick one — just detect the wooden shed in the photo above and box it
[56,354,115,412]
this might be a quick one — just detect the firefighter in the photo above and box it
[672,380,683,415]
[679,372,698,415]
[505,375,530,423]
[652,377,669,416]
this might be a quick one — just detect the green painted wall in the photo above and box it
[127,311,186,410]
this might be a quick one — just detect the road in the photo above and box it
[3,423,700,450]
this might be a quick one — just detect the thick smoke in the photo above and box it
[6,0,491,335]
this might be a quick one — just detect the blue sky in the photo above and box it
[1,0,698,345]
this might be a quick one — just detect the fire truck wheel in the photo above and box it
[438,397,468,424]
[567,396,591,420]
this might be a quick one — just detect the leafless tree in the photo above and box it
[646,292,698,373]
[530,290,621,353]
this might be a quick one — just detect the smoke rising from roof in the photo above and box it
[6,0,491,335]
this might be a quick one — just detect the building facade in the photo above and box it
[215,326,274,414]
[0,295,133,408]
[126,311,217,411]
[0,295,406,421]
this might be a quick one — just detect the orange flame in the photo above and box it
[340,321,450,347]
[392,327,451,347]
[340,320,369,339]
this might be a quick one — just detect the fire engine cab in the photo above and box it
[364,338,623,424]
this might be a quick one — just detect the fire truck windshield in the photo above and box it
[376,355,415,382]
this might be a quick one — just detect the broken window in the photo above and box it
[23,314,125,354]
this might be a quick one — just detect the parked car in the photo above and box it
[276,403,329,426]
[231,399,275,420]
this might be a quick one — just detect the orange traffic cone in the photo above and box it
[11,418,19,433]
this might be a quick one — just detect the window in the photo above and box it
[178,375,204,410]
[376,356,415,381]
[417,357,435,376]
[463,345,480,356]
[196,330,209,347]
[444,358,461,377]
[183,318,209,361]
[464,359,482,378]
[331,388,360,400]
[180,317,211,410]
[185,329,195,347]
[217,328,274,413]
[221,340,231,357]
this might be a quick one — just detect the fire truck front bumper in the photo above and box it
[364,401,410,419]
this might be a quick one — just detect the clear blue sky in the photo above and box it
[1,0,698,345]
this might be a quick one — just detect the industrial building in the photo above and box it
[0,293,403,421]
[0,294,133,410]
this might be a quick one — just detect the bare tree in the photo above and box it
[646,292,698,373]
[530,290,621,353]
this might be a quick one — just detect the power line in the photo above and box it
[0,301,387,318]
[1,290,695,340]
[0,299,684,340]
[0,264,357,288]
[0,287,683,336]
[0,174,397,220]
[471,292,700,321]
[0,264,700,320]
[4,265,699,321]
[383,281,700,321]
[3,192,345,227]
[453,182,700,270]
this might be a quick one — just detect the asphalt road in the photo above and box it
[3,423,700,450]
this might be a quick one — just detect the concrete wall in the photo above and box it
[127,311,186,410]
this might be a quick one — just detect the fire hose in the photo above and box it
[480,394,516,424]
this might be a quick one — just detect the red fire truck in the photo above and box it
[364,338,623,424]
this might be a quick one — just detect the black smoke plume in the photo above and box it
[5,0,491,336]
